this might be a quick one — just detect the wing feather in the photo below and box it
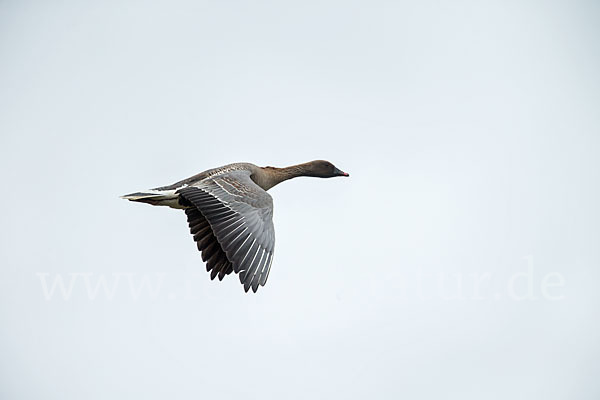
[184,208,233,281]
[178,170,275,292]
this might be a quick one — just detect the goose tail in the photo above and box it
[120,189,185,209]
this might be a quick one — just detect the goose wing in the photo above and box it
[177,170,275,292]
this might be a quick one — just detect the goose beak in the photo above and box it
[334,168,349,177]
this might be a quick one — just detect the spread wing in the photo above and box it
[177,170,275,292]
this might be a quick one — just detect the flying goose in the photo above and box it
[121,160,349,292]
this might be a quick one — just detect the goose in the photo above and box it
[121,160,349,292]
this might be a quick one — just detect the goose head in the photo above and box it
[302,160,349,178]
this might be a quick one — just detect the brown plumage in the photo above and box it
[121,160,349,292]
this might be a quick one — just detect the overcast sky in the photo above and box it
[1,0,599,399]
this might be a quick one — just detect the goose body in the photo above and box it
[122,160,349,292]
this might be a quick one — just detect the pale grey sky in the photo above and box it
[1,1,599,399]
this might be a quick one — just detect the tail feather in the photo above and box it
[120,190,186,209]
